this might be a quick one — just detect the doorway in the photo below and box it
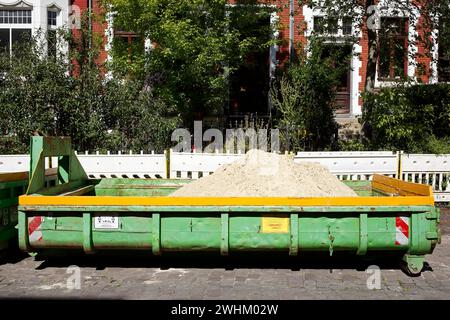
[228,7,272,119]
[321,44,352,115]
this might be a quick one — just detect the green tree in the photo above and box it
[0,30,109,153]
[300,0,450,93]
[362,83,450,152]
[271,38,350,151]
[0,19,180,154]
[104,0,279,126]
[102,79,181,152]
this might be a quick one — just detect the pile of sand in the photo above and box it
[170,149,357,197]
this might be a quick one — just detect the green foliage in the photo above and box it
[0,30,84,153]
[422,136,450,154]
[0,27,180,154]
[337,138,366,151]
[301,0,450,94]
[403,84,450,138]
[105,0,278,125]
[102,79,181,152]
[362,84,450,152]
[270,38,350,151]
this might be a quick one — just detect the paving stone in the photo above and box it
[1,234,450,299]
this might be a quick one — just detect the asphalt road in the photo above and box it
[1,209,450,300]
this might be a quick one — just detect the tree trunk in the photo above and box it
[362,0,378,144]
[364,0,377,94]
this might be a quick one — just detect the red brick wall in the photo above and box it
[358,19,370,108]
[71,0,107,66]
[416,13,433,83]
[274,0,305,65]
[71,0,435,112]
[76,0,306,68]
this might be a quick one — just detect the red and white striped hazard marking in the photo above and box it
[395,216,409,246]
[28,216,43,242]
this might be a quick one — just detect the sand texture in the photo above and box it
[170,149,358,197]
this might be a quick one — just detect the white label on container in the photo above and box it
[94,215,119,229]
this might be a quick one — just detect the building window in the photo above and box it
[438,17,450,82]
[0,29,9,54]
[0,28,31,56]
[378,17,408,80]
[113,30,143,62]
[112,18,145,64]
[0,8,32,56]
[313,16,325,34]
[313,16,351,36]
[0,10,32,24]
[47,29,56,58]
[327,18,338,35]
[342,17,353,35]
[11,28,31,54]
[48,10,57,26]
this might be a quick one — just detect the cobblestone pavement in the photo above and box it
[0,209,450,300]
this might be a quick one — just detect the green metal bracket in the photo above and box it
[83,213,94,254]
[27,136,88,195]
[436,207,441,224]
[221,213,229,256]
[410,213,419,254]
[18,210,30,252]
[152,213,161,255]
[357,213,368,255]
[426,207,439,220]
[396,151,403,179]
[289,213,299,256]
[166,149,171,179]
[402,254,425,276]
[426,231,438,240]
[328,225,335,256]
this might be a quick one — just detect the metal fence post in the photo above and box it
[166,149,171,179]
[397,151,404,180]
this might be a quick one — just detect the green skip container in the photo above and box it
[0,171,28,252]
[18,137,441,275]
[1,169,56,254]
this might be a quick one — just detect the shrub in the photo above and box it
[0,29,181,154]
[362,83,450,152]
[271,38,349,151]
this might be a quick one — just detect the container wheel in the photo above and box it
[400,256,423,277]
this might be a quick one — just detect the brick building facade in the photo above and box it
[1,0,446,118]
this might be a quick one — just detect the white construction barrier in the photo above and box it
[294,151,399,181]
[77,151,166,179]
[0,155,57,173]
[401,154,450,202]
[169,151,243,179]
[2,150,450,202]
[0,152,166,179]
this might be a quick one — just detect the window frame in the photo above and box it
[377,17,409,81]
[438,16,450,82]
[0,9,32,24]
[47,9,57,27]
[0,27,32,56]
[312,16,353,37]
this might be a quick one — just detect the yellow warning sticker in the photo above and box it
[261,216,289,233]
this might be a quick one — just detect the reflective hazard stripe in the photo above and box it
[395,216,409,246]
[28,216,43,242]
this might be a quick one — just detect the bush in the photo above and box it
[337,138,366,151]
[420,136,450,154]
[271,38,349,151]
[362,83,450,152]
[0,29,181,154]
[404,84,450,138]
[102,79,181,153]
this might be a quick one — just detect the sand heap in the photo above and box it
[170,149,357,197]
